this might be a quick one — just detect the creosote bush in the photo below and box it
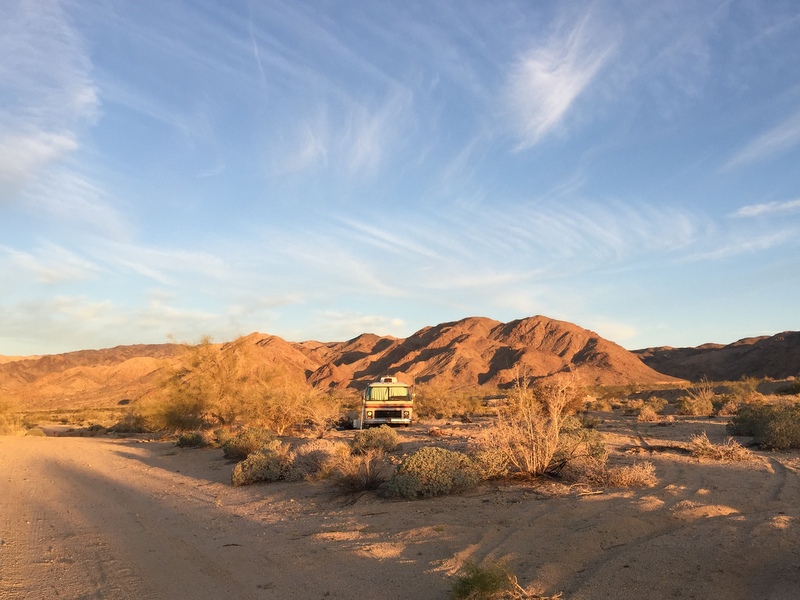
[351,424,400,454]
[728,402,800,450]
[386,446,480,498]
[231,440,292,486]
[0,400,22,436]
[175,431,206,448]
[222,427,275,460]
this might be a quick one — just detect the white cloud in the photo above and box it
[2,243,103,284]
[725,109,800,169]
[505,12,616,149]
[731,198,800,218]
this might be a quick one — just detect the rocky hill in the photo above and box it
[634,331,800,382]
[1,315,682,409]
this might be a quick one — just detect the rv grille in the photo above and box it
[375,409,402,419]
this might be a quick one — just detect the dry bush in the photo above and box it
[689,431,753,461]
[415,382,480,419]
[728,401,800,449]
[302,393,343,439]
[566,454,657,488]
[386,446,480,498]
[332,448,390,492]
[480,377,584,477]
[636,405,660,423]
[231,440,292,486]
[351,424,400,454]
[728,377,763,404]
[604,461,658,488]
[715,399,740,417]
[175,431,207,448]
[0,400,22,436]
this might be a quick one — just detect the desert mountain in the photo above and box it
[0,316,681,410]
[634,331,800,382]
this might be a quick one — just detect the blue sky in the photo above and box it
[2,0,800,356]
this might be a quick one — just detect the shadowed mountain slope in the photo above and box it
[634,331,800,382]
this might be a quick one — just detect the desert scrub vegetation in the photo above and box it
[332,448,390,492]
[689,431,753,461]
[675,379,716,416]
[414,382,486,419]
[477,377,600,478]
[221,427,275,459]
[122,336,341,436]
[0,399,22,435]
[450,560,560,600]
[231,440,293,486]
[728,401,800,450]
[351,424,400,454]
[386,446,480,498]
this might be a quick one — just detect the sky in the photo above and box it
[2,0,800,356]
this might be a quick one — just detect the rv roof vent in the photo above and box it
[381,376,397,383]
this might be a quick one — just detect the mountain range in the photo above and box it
[1,315,797,410]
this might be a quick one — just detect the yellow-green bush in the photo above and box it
[386,446,480,498]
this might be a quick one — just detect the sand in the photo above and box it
[2,416,800,599]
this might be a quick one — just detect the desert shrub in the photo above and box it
[622,399,644,416]
[332,448,390,492]
[728,402,800,449]
[451,561,516,600]
[480,377,591,477]
[0,400,22,436]
[175,431,206,448]
[714,398,740,417]
[386,446,480,498]
[302,393,343,438]
[222,427,275,460]
[25,427,46,437]
[637,405,660,423]
[604,461,657,488]
[231,440,292,486]
[415,383,482,419]
[676,379,716,416]
[471,447,510,480]
[351,424,400,454]
[728,377,763,404]
[689,432,753,461]
[591,398,614,412]
[287,439,348,481]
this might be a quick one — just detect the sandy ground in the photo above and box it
[2,417,800,600]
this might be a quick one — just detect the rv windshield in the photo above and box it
[366,386,410,401]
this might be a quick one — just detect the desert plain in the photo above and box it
[2,409,800,600]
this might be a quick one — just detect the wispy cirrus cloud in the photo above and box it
[505,12,616,150]
[724,109,800,169]
[0,1,98,201]
[731,198,800,218]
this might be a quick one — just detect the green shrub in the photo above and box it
[450,561,516,600]
[176,431,206,448]
[728,402,800,450]
[386,446,480,498]
[351,424,400,454]
[222,427,275,460]
[471,447,510,480]
[288,439,348,481]
[231,440,292,486]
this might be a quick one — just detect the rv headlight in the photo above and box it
[403,411,410,418]
[366,411,373,418]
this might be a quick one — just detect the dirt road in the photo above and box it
[3,422,800,599]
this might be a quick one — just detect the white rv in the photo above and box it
[354,376,414,429]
